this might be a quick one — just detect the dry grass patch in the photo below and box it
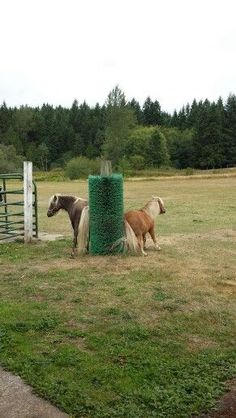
[186,335,219,352]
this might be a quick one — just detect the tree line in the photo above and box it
[0,86,235,173]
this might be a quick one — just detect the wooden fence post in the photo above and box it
[100,160,112,176]
[24,161,33,243]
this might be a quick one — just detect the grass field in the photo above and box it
[0,176,236,417]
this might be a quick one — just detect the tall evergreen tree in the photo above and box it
[39,104,58,163]
[161,111,172,127]
[142,97,162,126]
[103,86,137,166]
[87,103,106,157]
[193,100,224,168]
[177,106,187,130]
[77,101,93,156]
[171,110,179,127]
[223,94,236,166]
[0,102,13,134]
[128,98,143,124]
[188,99,199,128]
[70,99,80,132]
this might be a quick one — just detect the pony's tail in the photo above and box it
[77,206,89,254]
[124,220,139,253]
[105,220,139,254]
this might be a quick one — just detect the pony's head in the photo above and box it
[151,196,166,214]
[47,194,61,217]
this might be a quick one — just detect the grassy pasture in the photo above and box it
[0,176,236,417]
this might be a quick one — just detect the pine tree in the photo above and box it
[103,86,137,166]
[142,97,162,126]
[223,94,236,166]
[0,101,13,134]
[177,106,187,130]
[188,99,199,128]
[70,99,80,132]
[171,110,179,127]
[193,100,224,168]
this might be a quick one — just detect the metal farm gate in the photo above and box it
[0,172,38,241]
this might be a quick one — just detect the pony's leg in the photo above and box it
[143,233,150,249]
[149,226,161,250]
[71,222,79,257]
[138,235,147,256]
[143,234,147,249]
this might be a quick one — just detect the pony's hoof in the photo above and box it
[70,248,78,258]
[142,252,148,256]
[155,246,161,251]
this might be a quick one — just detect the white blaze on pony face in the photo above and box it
[47,194,60,217]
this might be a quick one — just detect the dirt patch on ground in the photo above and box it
[38,232,65,242]
[199,380,236,418]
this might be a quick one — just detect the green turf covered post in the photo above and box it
[88,162,124,255]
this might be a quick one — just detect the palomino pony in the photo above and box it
[124,196,166,256]
[77,196,166,256]
[47,194,88,256]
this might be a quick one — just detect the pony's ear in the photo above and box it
[53,195,57,201]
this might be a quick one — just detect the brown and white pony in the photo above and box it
[124,196,166,256]
[77,196,166,256]
[47,194,88,256]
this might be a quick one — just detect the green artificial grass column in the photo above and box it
[89,174,124,254]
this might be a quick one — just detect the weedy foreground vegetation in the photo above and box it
[0,176,235,417]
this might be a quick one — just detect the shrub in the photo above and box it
[129,155,145,170]
[0,144,23,173]
[65,156,100,179]
[185,167,194,176]
[117,157,131,176]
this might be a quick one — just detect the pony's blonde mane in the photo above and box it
[74,196,87,204]
[142,196,164,219]
[48,194,86,207]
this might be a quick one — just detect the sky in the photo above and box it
[1,0,236,113]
